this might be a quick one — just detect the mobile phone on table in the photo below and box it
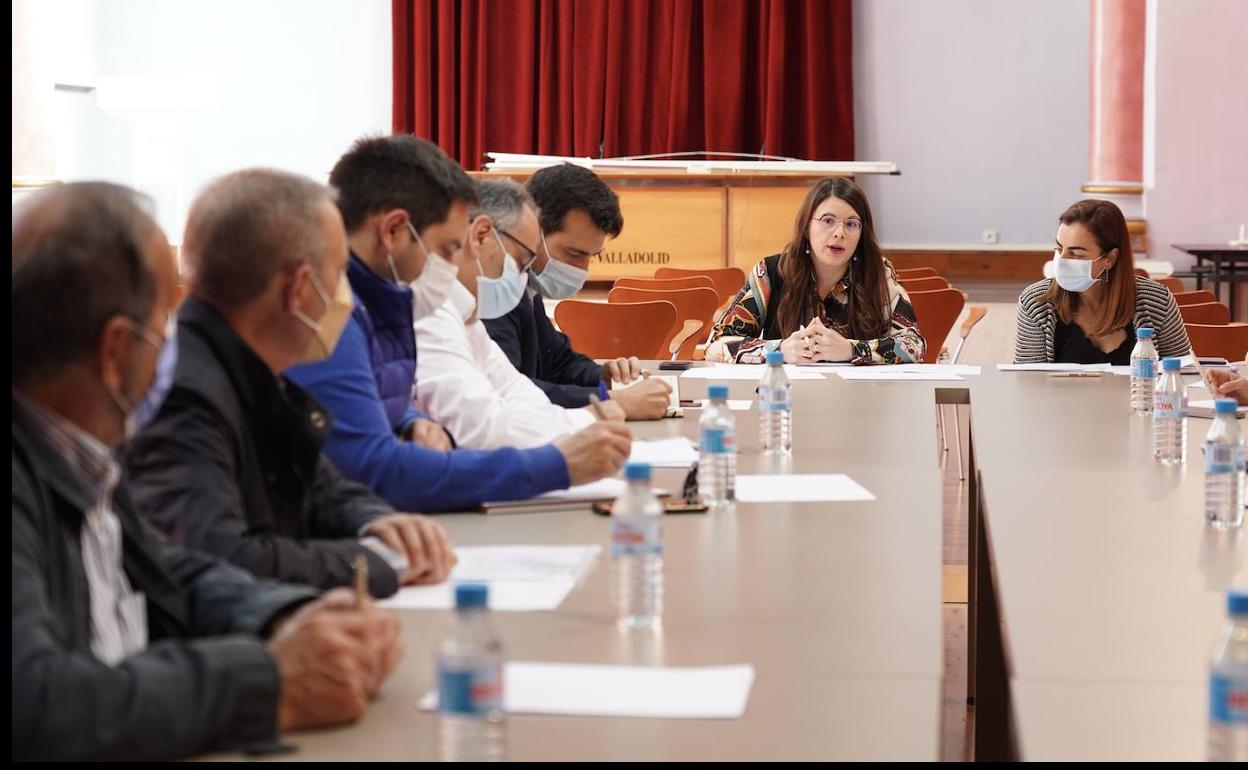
[591,499,709,516]
[659,361,694,371]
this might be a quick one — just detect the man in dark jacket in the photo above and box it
[123,169,456,596]
[12,182,401,761]
[483,163,672,418]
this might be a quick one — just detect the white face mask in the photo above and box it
[475,230,530,320]
[407,223,458,319]
[528,231,589,299]
[1053,250,1108,293]
[111,315,178,439]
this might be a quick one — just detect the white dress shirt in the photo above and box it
[414,282,596,449]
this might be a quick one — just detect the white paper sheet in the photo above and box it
[377,579,575,612]
[628,437,699,467]
[420,663,756,719]
[445,545,601,583]
[997,363,1114,372]
[835,369,964,382]
[734,474,876,502]
[681,364,825,381]
[892,364,981,375]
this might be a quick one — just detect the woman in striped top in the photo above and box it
[1014,199,1191,364]
[706,177,926,365]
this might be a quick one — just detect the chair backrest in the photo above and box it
[1178,301,1232,325]
[899,276,951,293]
[613,275,714,293]
[1157,277,1185,294]
[907,288,967,364]
[654,266,748,306]
[1174,290,1218,306]
[552,300,678,360]
[1185,323,1248,362]
[1133,267,1150,279]
[607,286,721,359]
[895,267,940,280]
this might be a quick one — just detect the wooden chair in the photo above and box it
[895,267,941,280]
[607,286,721,360]
[654,266,747,306]
[1178,301,1232,325]
[552,300,678,360]
[907,288,967,365]
[909,287,971,481]
[613,275,714,292]
[899,276,951,293]
[1133,267,1150,279]
[1185,323,1248,362]
[1174,290,1218,306]
[1157,277,1185,293]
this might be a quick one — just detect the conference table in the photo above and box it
[208,366,1242,762]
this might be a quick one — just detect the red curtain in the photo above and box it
[393,0,853,170]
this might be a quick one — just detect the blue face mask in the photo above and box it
[116,315,178,437]
[475,230,530,320]
[528,231,589,299]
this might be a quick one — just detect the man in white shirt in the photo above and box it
[415,179,656,449]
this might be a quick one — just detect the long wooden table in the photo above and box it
[203,366,1242,761]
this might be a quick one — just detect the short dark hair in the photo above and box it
[525,163,623,237]
[472,178,537,232]
[183,168,333,310]
[12,182,160,386]
[330,134,478,233]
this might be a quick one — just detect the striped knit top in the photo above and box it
[1013,276,1192,363]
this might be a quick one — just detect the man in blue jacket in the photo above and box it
[285,136,631,512]
[482,163,672,417]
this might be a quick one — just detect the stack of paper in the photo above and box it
[420,663,756,719]
[376,545,601,612]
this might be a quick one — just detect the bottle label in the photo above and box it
[700,426,735,454]
[1207,443,1243,474]
[1210,672,1248,724]
[439,662,503,716]
[1154,393,1185,420]
[758,387,791,412]
[611,517,662,558]
[1131,358,1156,379]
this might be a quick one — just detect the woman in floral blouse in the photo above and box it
[707,177,926,365]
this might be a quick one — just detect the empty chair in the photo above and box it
[552,300,678,360]
[1174,290,1218,306]
[1157,277,1185,293]
[895,266,941,280]
[907,288,967,365]
[899,275,951,293]
[613,275,714,292]
[608,286,721,359]
[655,266,747,306]
[1185,323,1248,361]
[1179,301,1232,325]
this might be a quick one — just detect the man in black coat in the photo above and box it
[12,182,401,761]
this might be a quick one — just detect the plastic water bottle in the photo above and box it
[611,462,663,629]
[1208,587,1248,761]
[759,350,792,455]
[1153,357,1187,465]
[1129,327,1158,414]
[1206,399,1246,530]
[437,583,505,762]
[698,384,736,507]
